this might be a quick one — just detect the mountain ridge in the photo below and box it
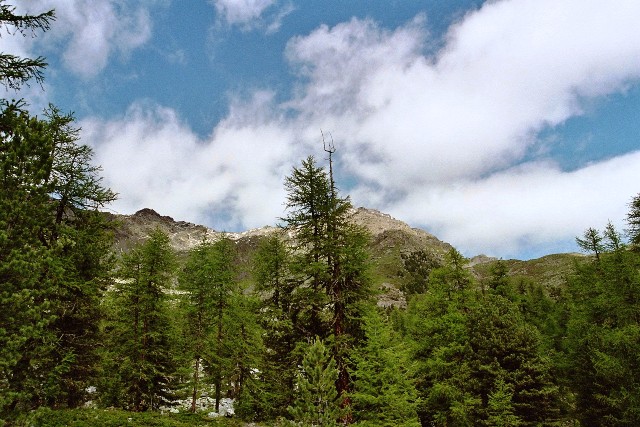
[109,206,581,293]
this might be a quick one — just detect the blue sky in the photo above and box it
[5,0,640,260]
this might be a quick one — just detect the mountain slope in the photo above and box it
[109,207,582,294]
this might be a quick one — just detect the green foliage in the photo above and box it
[485,378,521,427]
[0,101,116,416]
[178,237,235,413]
[567,221,640,425]
[350,308,420,426]
[400,249,441,296]
[288,337,342,427]
[407,268,562,427]
[281,155,373,409]
[14,407,242,427]
[245,234,303,420]
[101,230,177,411]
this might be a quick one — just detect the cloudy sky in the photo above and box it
[5,0,640,260]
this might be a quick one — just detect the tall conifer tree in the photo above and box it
[281,154,372,418]
[103,230,176,411]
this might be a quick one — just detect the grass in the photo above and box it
[12,408,245,427]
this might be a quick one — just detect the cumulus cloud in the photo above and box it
[282,0,640,256]
[84,0,640,258]
[212,0,293,32]
[83,95,304,231]
[19,0,152,78]
[387,153,640,257]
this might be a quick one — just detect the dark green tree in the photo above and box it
[400,249,441,296]
[281,154,372,415]
[351,307,420,426]
[42,106,116,409]
[0,103,58,415]
[102,229,177,411]
[0,102,116,415]
[248,234,298,419]
[567,219,640,426]
[407,256,561,426]
[288,337,342,426]
[1,1,118,417]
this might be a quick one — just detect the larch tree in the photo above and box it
[0,1,54,89]
[178,239,221,413]
[103,229,177,411]
[281,152,372,419]
[567,220,640,426]
[249,234,298,419]
[201,235,238,413]
[350,308,420,426]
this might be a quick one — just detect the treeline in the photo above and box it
[3,4,640,426]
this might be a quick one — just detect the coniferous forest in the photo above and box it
[3,4,640,426]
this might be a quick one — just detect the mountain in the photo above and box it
[108,207,581,299]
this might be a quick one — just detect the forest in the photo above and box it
[3,3,640,426]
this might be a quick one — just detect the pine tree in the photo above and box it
[288,337,342,426]
[0,103,58,415]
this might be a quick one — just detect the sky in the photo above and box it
[4,0,640,260]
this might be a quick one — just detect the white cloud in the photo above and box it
[20,0,152,78]
[83,0,640,258]
[212,0,292,32]
[387,153,640,257]
[82,95,303,231]
[281,0,640,256]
